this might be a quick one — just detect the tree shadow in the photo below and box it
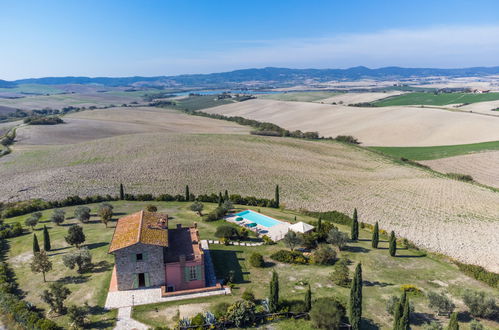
[92,260,113,273]
[411,312,438,326]
[50,246,71,252]
[396,254,425,258]
[345,246,370,253]
[264,261,276,268]
[59,223,74,227]
[210,249,249,284]
[86,305,117,329]
[113,212,128,216]
[456,311,473,323]
[360,317,380,330]
[57,275,89,284]
[86,242,108,250]
[363,280,393,287]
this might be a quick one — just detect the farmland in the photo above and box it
[3,202,498,329]
[315,91,406,105]
[204,98,499,146]
[1,115,499,271]
[258,91,340,102]
[421,151,499,189]
[370,140,499,160]
[371,92,499,107]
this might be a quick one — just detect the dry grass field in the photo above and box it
[0,92,144,110]
[204,99,499,146]
[14,107,250,145]
[1,127,499,271]
[421,151,499,189]
[316,91,406,104]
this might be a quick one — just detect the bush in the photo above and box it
[310,297,346,329]
[225,300,256,327]
[190,313,205,326]
[327,227,348,250]
[400,284,423,296]
[427,291,455,315]
[462,290,498,319]
[330,258,350,287]
[270,250,308,264]
[312,245,337,265]
[454,261,498,288]
[241,288,255,302]
[146,204,157,212]
[281,299,308,314]
[249,252,264,267]
[446,173,474,182]
[213,302,230,319]
[334,135,360,144]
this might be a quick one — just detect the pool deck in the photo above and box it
[225,212,290,241]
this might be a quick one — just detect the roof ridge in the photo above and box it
[137,210,144,243]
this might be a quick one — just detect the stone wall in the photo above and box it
[113,243,166,291]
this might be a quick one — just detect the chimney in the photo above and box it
[176,223,182,229]
[194,222,198,229]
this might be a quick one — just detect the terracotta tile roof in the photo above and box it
[108,211,169,253]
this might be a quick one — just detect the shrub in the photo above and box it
[213,302,230,319]
[249,252,264,268]
[225,300,256,327]
[214,225,239,240]
[427,291,455,315]
[334,135,360,144]
[262,235,274,245]
[241,288,255,302]
[400,284,423,296]
[145,204,157,212]
[462,290,498,319]
[446,173,474,182]
[454,261,498,288]
[270,250,308,264]
[330,258,350,287]
[470,320,484,330]
[310,297,346,330]
[190,313,205,327]
[312,245,337,265]
[423,321,443,330]
[327,227,348,250]
[281,299,308,314]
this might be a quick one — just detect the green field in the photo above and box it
[258,91,340,102]
[372,92,499,107]
[170,94,236,111]
[371,140,499,160]
[3,201,498,329]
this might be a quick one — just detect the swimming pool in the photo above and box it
[234,210,283,228]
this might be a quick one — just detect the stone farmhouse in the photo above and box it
[108,210,207,293]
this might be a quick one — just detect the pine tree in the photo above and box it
[43,225,51,251]
[275,185,280,208]
[218,192,223,206]
[389,231,397,257]
[447,312,459,330]
[351,208,359,241]
[33,233,40,254]
[372,222,379,249]
[269,270,279,312]
[304,284,312,312]
[400,296,410,330]
[349,263,362,330]
[119,183,124,200]
[185,185,190,201]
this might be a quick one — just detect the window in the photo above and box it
[189,266,197,281]
[136,253,143,261]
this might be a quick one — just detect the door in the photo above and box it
[138,273,146,287]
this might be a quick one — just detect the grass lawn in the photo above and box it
[370,140,499,160]
[372,92,499,107]
[258,91,340,102]
[4,202,498,329]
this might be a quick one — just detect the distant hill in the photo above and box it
[0,79,17,88]
[11,66,499,87]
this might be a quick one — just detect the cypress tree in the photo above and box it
[400,296,410,330]
[393,291,406,330]
[389,231,397,257]
[43,225,51,251]
[317,216,322,233]
[224,190,229,201]
[275,185,280,208]
[351,208,359,241]
[349,263,362,330]
[372,222,379,249]
[304,284,312,312]
[218,192,223,206]
[119,183,124,200]
[33,233,40,254]
[448,312,459,330]
[269,270,279,312]
[185,185,190,201]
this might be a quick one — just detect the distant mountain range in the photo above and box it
[6,66,499,88]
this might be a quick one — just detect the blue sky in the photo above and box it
[1,0,499,79]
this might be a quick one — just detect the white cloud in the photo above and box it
[141,25,499,75]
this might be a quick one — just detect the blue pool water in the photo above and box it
[234,210,282,228]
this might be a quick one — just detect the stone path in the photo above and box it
[201,240,217,287]
[115,306,148,330]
